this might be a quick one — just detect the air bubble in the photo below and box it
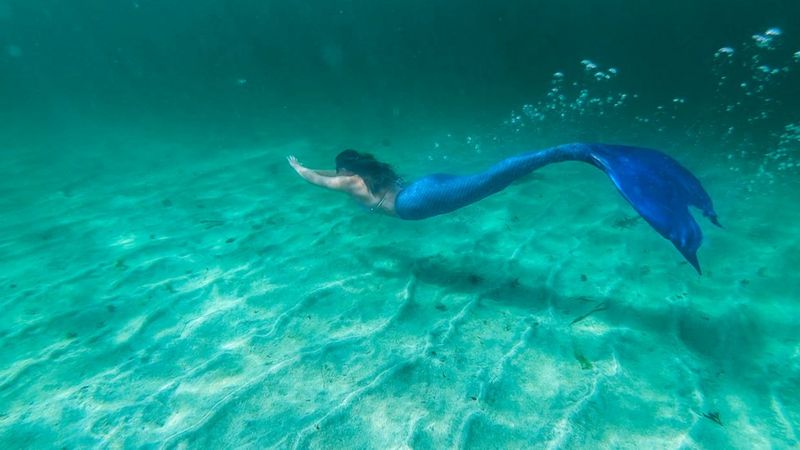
[752,34,773,49]
[580,59,598,71]
[715,47,735,57]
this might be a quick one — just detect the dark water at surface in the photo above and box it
[3,1,799,145]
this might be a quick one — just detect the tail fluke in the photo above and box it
[585,144,721,274]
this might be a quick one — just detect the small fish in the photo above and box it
[570,301,609,325]
[200,219,225,229]
[702,411,723,426]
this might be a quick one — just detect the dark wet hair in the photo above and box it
[335,149,402,194]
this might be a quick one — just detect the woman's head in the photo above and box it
[335,149,402,194]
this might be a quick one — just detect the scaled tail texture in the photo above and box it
[395,143,720,273]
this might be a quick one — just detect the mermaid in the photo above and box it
[287,143,721,273]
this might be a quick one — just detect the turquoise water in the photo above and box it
[2,2,800,448]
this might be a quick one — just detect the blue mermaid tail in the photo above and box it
[395,143,721,273]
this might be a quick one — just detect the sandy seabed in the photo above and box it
[0,136,798,449]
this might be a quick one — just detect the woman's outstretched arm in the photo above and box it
[287,156,354,191]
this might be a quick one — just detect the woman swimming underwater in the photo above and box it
[287,143,721,273]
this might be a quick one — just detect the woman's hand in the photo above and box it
[287,155,306,175]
